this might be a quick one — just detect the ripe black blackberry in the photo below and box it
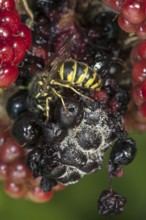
[87,11,120,45]
[108,138,137,176]
[12,111,42,148]
[6,89,29,120]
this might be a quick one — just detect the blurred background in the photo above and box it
[0,131,146,220]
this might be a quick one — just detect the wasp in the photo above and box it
[27,36,102,120]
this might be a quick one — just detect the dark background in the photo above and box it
[0,132,146,220]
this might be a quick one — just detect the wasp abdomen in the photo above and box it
[58,60,101,90]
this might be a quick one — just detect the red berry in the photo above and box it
[12,36,26,65]
[93,90,108,102]
[132,58,146,84]
[110,0,125,13]
[0,0,15,11]
[137,41,146,58]
[0,161,7,180]
[141,79,146,99]
[0,42,14,64]
[136,22,146,39]
[132,85,144,105]
[7,159,32,184]
[0,9,21,34]
[0,63,18,88]
[0,130,9,147]
[0,137,25,163]
[52,183,64,192]
[19,24,32,49]
[0,23,12,41]
[122,0,145,24]
[118,14,135,33]
[27,185,53,203]
[4,180,26,198]
[130,43,140,65]
[140,102,146,117]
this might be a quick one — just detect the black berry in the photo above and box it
[98,189,127,216]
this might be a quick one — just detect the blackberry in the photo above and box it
[109,138,137,166]
[12,112,42,148]
[87,11,120,45]
[108,138,137,176]
[54,98,84,128]
[26,148,44,177]
[27,97,123,186]
[6,89,29,120]
[42,123,67,144]
[98,189,127,216]
[17,53,45,86]
[40,176,57,192]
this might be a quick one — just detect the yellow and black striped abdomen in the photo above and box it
[58,60,101,90]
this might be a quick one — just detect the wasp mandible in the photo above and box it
[27,36,102,120]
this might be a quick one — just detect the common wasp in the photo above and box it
[27,36,102,120]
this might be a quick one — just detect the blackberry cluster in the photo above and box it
[10,89,125,185]
[1,0,138,216]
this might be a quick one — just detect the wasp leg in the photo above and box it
[51,88,68,113]
[21,0,34,27]
[45,97,52,122]
[51,81,93,101]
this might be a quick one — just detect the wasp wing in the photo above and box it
[42,35,76,89]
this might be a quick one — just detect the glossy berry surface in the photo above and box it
[12,112,41,147]
[0,0,32,88]
[0,0,15,11]
[122,0,145,25]
[18,24,32,49]
[6,89,29,120]
[109,138,137,166]
[12,36,27,65]
[102,0,146,38]
[0,10,21,34]
[0,64,18,88]
[0,137,25,163]
[0,23,12,41]
[0,42,14,64]
[55,98,84,128]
